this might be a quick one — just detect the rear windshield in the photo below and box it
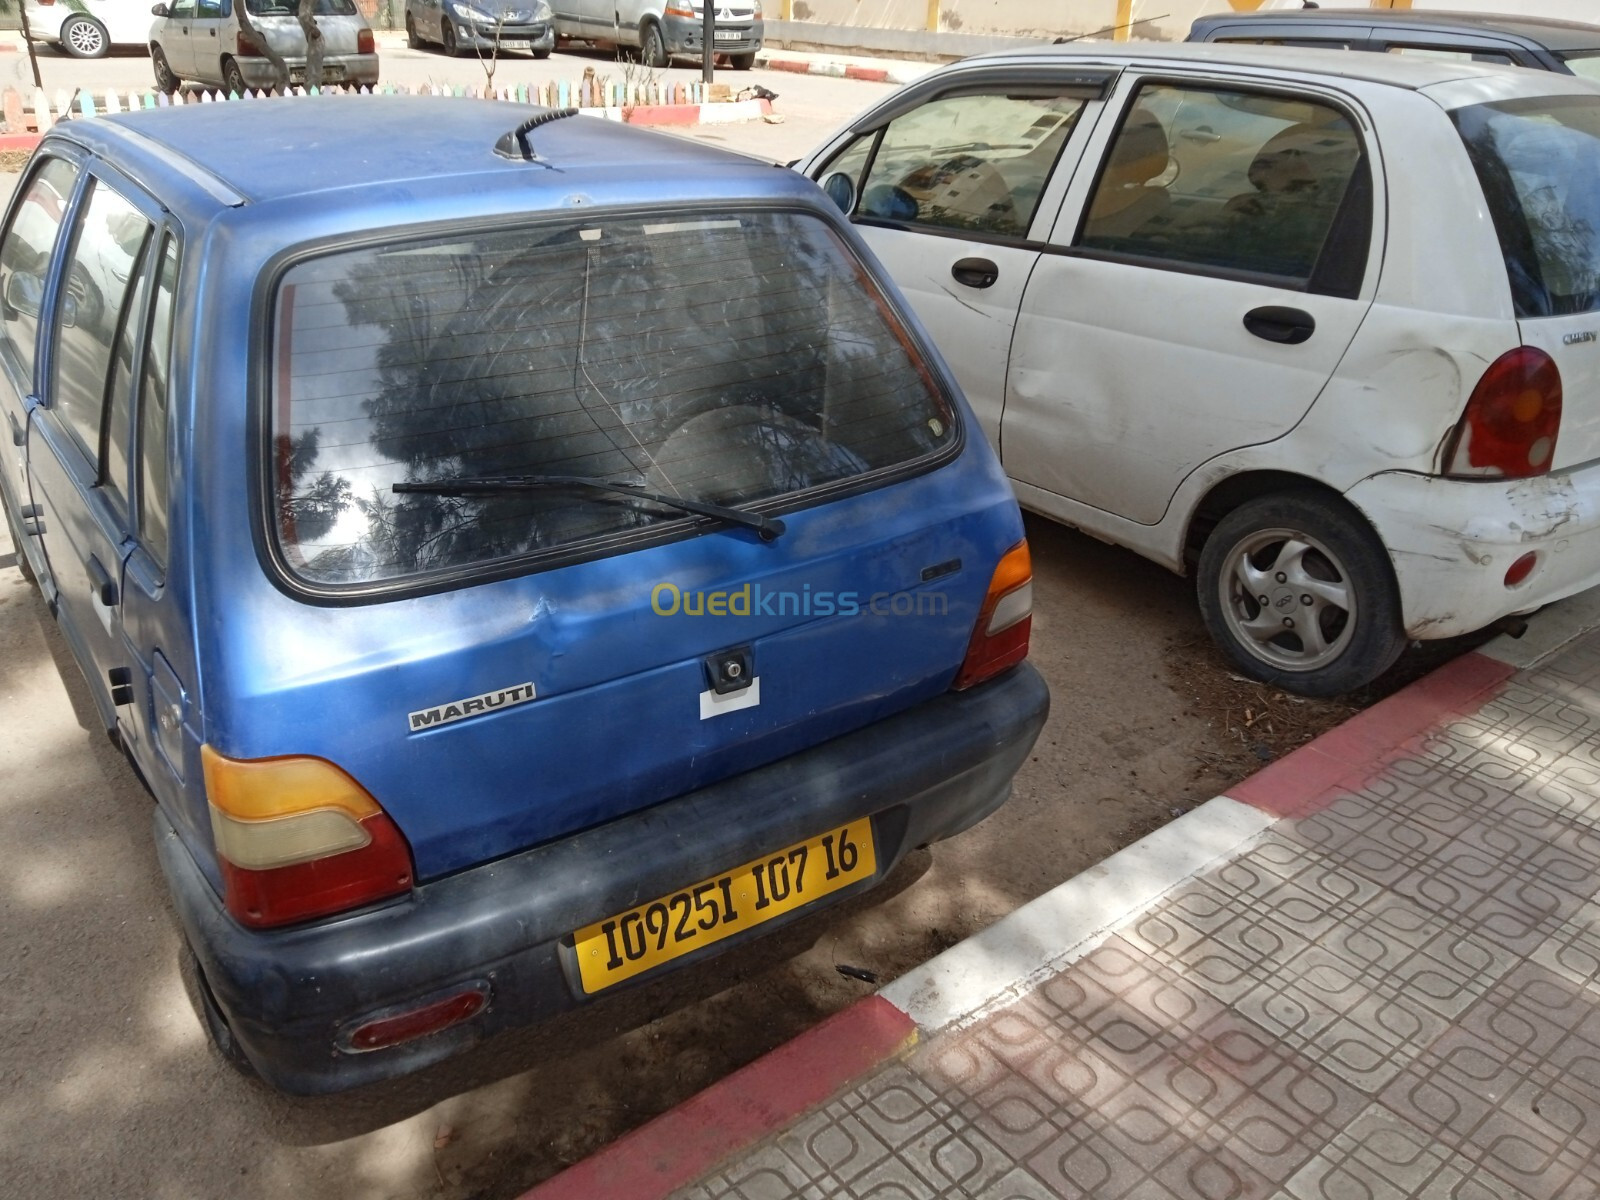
[244,0,357,15]
[1454,95,1600,317]
[270,210,954,589]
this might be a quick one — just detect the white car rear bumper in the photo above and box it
[1348,466,1600,641]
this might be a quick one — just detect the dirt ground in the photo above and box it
[0,505,1491,1200]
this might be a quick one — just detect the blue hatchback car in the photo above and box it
[0,97,1049,1093]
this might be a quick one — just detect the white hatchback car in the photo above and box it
[22,0,153,57]
[797,42,1600,695]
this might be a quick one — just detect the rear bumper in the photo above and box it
[157,663,1049,1094]
[233,53,381,89]
[1347,466,1600,639]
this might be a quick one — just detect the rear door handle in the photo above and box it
[951,257,999,289]
[1243,306,1316,345]
[5,409,20,446]
[87,554,119,608]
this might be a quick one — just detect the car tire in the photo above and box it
[1,492,37,587]
[222,57,248,97]
[187,952,257,1078]
[640,21,668,68]
[533,47,551,59]
[729,51,755,70]
[151,44,180,94]
[1196,490,1406,697]
[441,18,459,56]
[405,13,421,48]
[61,15,110,60]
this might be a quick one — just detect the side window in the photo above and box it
[168,0,196,17]
[196,0,225,16]
[0,157,80,386]
[139,237,178,565]
[1078,85,1370,289]
[1385,45,1515,66]
[1219,37,1355,51]
[103,238,157,512]
[850,91,1091,238]
[50,180,153,466]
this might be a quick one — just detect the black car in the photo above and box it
[1188,8,1600,79]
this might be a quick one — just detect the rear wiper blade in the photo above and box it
[393,474,786,542]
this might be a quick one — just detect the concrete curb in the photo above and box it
[519,592,1600,1200]
[755,53,924,85]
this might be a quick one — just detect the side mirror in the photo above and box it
[3,271,43,320]
[820,172,856,215]
[151,3,169,15]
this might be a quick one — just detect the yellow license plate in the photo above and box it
[572,818,876,994]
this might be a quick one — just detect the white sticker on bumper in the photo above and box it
[700,677,760,720]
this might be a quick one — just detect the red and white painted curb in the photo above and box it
[756,54,926,85]
[521,589,1600,1200]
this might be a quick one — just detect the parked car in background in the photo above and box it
[550,0,762,69]
[147,0,379,94]
[1189,8,1600,78]
[0,97,1047,1092]
[21,0,152,58]
[405,0,555,57]
[798,42,1600,696]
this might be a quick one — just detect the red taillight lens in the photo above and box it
[237,30,266,57]
[954,540,1033,690]
[357,28,375,54]
[1505,551,1539,588]
[1444,347,1562,479]
[342,985,488,1053]
[202,748,414,929]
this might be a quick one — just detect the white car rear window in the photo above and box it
[1455,95,1600,317]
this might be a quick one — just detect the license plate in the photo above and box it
[572,819,876,994]
[501,39,531,49]
[714,29,741,40]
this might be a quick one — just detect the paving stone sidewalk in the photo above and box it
[675,630,1600,1200]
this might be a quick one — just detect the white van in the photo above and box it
[550,0,762,69]
[22,0,154,58]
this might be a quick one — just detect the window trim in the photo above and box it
[134,230,182,572]
[822,84,1102,249]
[45,176,157,479]
[1066,76,1377,299]
[0,150,87,404]
[248,200,968,606]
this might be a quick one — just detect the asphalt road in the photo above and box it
[0,62,1345,1200]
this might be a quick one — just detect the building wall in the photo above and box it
[784,0,1600,43]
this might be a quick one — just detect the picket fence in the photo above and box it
[1,76,729,134]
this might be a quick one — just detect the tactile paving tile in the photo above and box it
[1378,962,1600,1200]
[1121,835,1519,1092]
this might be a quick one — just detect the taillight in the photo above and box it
[1443,347,1562,479]
[237,29,267,57]
[340,984,489,1053]
[202,747,414,929]
[954,540,1032,690]
[357,28,375,54]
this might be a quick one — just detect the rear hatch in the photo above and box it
[258,206,1008,879]
[246,0,367,61]
[1454,92,1600,467]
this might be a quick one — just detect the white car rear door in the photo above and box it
[1005,75,1381,526]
